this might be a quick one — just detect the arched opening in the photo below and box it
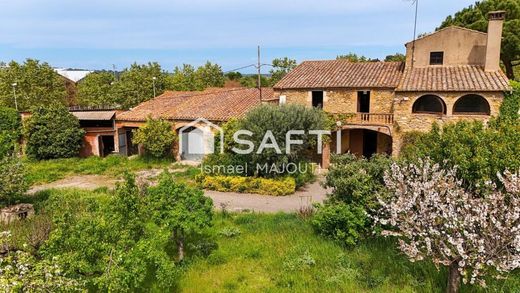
[332,128,392,158]
[453,94,490,115]
[412,95,447,114]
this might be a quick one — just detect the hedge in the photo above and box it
[199,175,296,196]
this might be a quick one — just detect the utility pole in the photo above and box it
[257,45,263,101]
[11,83,18,111]
[411,0,419,68]
[152,76,157,97]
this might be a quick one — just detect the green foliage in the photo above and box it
[76,71,117,106]
[0,107,21,158]
[499,80,520,121]
[133,118,177,158]
[168,62,225,91]
[312,153,391,246]
[269,57,297,86]
[239,75,269,88]
[40,174,198,291]
[438,0,520,79]
[0,155,28,206]
[147,171,214,260]
[336,53,379,62]
[199,175,296,196]
[25,155,174,185]
[234,104,330,177]
[400,120,520,190]
[311,203,367,247]
[384,53,406,62]
[112,62,169,109]
[324,153,392,209]
[0,59,67,111]
[24,104,85,160]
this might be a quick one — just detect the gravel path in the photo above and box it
[29,174,330,213]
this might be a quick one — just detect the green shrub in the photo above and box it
[499,80,520,122]
[311,203,367,247]
[0,107,21,158]
[133,117,177,158]
[324,153,391,210]
[24,104,85,160]
[400,120,520,190]
[0,155,28,206]
[200,175,296,196]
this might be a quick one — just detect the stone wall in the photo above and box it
[391,91,504,154]
[275,89,395,113]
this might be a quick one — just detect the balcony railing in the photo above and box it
[345,113,394,125]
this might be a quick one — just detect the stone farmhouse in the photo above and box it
[273,11,512,167]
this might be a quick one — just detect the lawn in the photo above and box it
[24,155,180,185]
[180,213,520,293]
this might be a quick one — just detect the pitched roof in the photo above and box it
[396,65,512,92]
[55,69,93,83]
[273,60,405,90]
[117,87,274,122]
[405,26,487,46]
[71,111,115,121]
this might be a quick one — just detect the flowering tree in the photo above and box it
[375,159,520,293]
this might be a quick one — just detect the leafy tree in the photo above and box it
[498,80,520,121]
[400,120,520,191]
[376,160,520,293]
[42,175,179,291]
[232,104,331,177]
[336,53,379,62]
[76,71,117,106]
[168,64,204,91]
[112,62,168,108]
[146,171,213,261]
[133,117,177,158]
[24,104,85,160]
[195,61,225,88]
[225,71,243,81]
[269,57,297,86]
[0,155,28,206]
[239,74,269,88]
[438,0,520,80]
[384,53,406,62]
[0,59,67,111]
[0,107,21,158]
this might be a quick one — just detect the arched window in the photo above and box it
[453,94,490,115]
[412,95,446,114]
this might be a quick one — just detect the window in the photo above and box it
[279,95,286,105]
[429,51,444,65]
[357,91,370,113]
[453,94,490,115]
[312,91,323,109]
[412,95,446,114]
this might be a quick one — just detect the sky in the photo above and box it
[0,0,476,73]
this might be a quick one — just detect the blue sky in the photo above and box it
[0,0,476,73]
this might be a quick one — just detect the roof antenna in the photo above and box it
[410,0,419,68]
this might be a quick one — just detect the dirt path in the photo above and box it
[29,173,330,213]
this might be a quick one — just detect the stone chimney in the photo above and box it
[485,11,506,72]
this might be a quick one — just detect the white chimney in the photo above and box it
[485,11,506,72]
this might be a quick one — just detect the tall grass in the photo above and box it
[179,213,520,292]
[25,155,176,185]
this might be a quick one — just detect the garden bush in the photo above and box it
[311,203,367,247]
[400,120,520,191]
[24,104,85,160]
[0,107,21,158]
[133,117,177,158]
[0,155,28,206]
[199,175,296,196]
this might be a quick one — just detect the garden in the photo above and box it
[0,82,520,292]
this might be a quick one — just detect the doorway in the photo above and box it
[357,91,370,113]
[99,135,115,157]
[363,130,378,158]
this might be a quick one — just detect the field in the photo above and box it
[179,213,520,292]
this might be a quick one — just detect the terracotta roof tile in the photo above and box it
[273,60,405,89]
[397,65,511,92]
[117,88,274,122]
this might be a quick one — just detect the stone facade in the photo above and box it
[277,88,505,159]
